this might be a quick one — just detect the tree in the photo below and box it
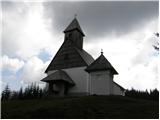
[18,87,23,99]
[1,84,11,101]
[1,83,45,100]
[153,32,159,51]
[11,91,19,100]
[125,88,159,101]
[150,89,159,101]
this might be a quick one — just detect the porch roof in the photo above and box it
[41,70,75,85]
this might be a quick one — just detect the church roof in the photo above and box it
[64,18,85,36]
[45,39,94,73]
[85,53,118,74]
[41,70,75,85]
[75,48,94,65]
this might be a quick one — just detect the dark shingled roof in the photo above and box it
[41,70,75,85]
[64,18,85,36]
[75,47,94,65]
[45,39,94,73]
[85,53,118,74]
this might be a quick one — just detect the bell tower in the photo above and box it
[63,17,85,50]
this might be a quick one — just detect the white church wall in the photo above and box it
[113,83,124,96]
[89,71,113,95]
[47,69,124,96]
[63,67,89,95]
[47,66,89,95]
[109,74,114,95]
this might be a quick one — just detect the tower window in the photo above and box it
[64,54,69,60]
[68,33,72,38]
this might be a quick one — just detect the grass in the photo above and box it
[1,95,159,119]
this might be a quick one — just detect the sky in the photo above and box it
[1,1,159,92]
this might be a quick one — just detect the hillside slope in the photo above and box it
[1,95,158,119]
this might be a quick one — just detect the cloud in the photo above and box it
[2,2,62,60]
[125,57,158,90]
[1,2,62,90]
[83,19,158,90]
[43,1,158,40]
[21,56,49,84]
[1,55,24,73]
[1,55,49,91]
[1,1,158,91]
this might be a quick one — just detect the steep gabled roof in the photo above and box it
[41,70,75,85]
[45,39,94,73]
[85,53,118,74]
[64,18,85,36]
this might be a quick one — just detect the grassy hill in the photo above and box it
[1,95,159,119]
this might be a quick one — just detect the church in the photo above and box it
[41,17,125,96]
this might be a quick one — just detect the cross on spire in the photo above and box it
[101,49,103,54]
[74,14,77,18]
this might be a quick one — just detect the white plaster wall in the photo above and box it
[46,69,125,96]
[109,74,114,95]
[47,67,89,94]
[89,71,113,95]
[113,83,124,96]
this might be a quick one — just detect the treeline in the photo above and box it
[125,88,159,101]
[1,84,159,101]
[1,84,47,101]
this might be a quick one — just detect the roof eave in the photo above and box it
[85,68,118,75]
[41,79,75,85]
[63,28,85,36]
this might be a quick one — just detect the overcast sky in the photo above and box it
[1,1,159,91]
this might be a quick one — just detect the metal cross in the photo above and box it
[101,49,103,54]
[74,14,77,18]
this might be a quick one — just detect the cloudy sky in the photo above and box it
[1,1,159,91]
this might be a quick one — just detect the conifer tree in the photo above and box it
[1,84,11,101]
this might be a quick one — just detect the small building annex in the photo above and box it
[41,17,125,96]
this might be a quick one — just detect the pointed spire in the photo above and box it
[64,17,85,36]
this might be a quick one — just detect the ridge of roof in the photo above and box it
[85,54,118,74]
